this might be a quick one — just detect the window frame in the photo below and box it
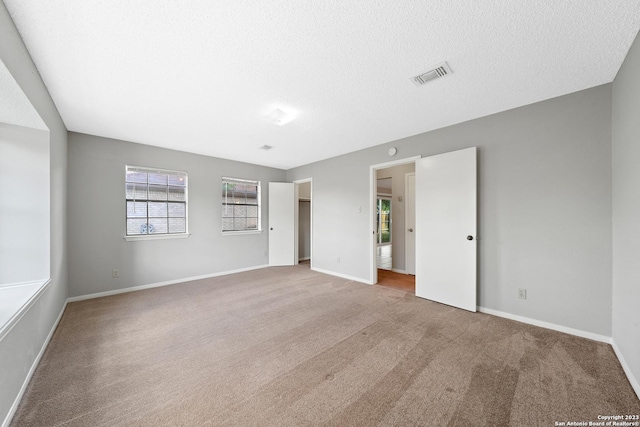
[124,165,189,241]
[221,176,262,235]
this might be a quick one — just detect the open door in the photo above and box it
[415,147,477,312]
[268,182,297,266]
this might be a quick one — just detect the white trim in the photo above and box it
[298,257,310,261]
[391,268,407,274]
[124,233,190,241]
[67,265,269,302]
[478,306,611,343]
[221,230,263,236]
[311,267,371,285]
[611,339,640,400]
[0,279,52,342]
[370,155,421,285]
[3,299,67,427]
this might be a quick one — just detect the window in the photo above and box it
[222,177,261,232]
[125,165,187,236]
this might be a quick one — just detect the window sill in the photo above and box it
[124,233,191,242]
[0,279,51,342]
[222,230,263,236]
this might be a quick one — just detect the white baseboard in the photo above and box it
[477,306,612,344]
[298,257,310,261]
[391,268,407,274]
[611,340,640,400]
[68,265,269,302]
[3,300,67,427]
[311,267,370,285]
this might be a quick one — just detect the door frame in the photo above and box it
[404,172,416,275]
[293,178,313,269]
[369,156,421,285]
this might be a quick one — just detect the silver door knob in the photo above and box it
[408,228,413,232]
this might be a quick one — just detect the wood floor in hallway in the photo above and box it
[376,268,415,294]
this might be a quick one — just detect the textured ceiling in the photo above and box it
[4,1,640,169]
[0,59,47,131]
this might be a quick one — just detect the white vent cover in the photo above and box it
[411,62,452,87]
[259,144,273,150]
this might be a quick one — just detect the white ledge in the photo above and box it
[221,230,263,236]
[0,279,52,342]
[124,233,191,241]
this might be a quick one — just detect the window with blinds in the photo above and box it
[125,165,188,236]
[222,177,261,232]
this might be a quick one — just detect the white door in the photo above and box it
[415,147,477,312]
[405,173,416,275]
[269,182,296,266]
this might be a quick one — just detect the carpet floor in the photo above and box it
[11,265,640,426]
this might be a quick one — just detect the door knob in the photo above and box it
[270,227,273,230]
[408,228,413,232]
[467,235,473,240]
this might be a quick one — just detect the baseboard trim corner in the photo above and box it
[610,339,640,400]
[68,265,269,302]
[3,300,67,427]
[477,306,612,344]
[311,267,371,285]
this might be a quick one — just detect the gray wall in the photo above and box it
[0,124,49,285]
[287,84,613,337]
[0,3,68,424]
[67,132,286,297]
[612,30,640,393]
[377,163,415,272]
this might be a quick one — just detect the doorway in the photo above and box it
[370,156,420,286]
[267,178,312,268]
[297,180,311,266]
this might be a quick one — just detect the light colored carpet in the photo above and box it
[11,264,640,426]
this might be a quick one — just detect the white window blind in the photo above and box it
[126,165,188,236]
[222,177,260,232]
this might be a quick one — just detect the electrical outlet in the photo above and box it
[112,269,119,278]
[518,288,527,299]
[337,257,340,264]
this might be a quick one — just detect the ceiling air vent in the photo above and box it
[259,145,273,150]
[411,62,452,87]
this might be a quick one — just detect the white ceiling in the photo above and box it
[4,1,640,169]
[0,59,47,131]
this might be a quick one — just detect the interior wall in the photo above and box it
[0,3,68,424]
[612,30,640,395]
[67,132,286,298]
[0,123,49,285]
[287,84,613,337]
[298,201,311,260]
[377,163,415,272]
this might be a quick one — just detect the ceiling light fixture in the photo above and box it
[267,108,297,126]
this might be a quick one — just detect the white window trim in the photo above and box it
[124,233,191,241]
[221,230,263,236]
[125,165,189,238]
